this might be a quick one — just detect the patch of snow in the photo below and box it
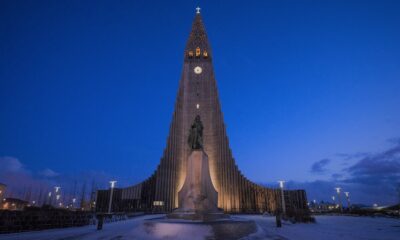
[239,215,400,240]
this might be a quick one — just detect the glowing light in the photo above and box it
[109,180,117,188]
[55,186,61,193]
[196,6,201,14]
[153,201,164,206]
[278,180,285,189]
[56,195,60,200]
[335,187,341,193]
[48,192,52,197]
[196,104,200,109]
[344,192,349,197]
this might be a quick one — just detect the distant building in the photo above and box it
[0,183,6,201]
[2,198,29,211]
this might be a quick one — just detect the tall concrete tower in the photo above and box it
[96,10,308,214]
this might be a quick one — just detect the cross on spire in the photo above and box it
[196,6,201,14]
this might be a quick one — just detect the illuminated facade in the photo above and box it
[96,11,308,214]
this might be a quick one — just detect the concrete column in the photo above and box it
[278,181,286,215]
[108,181,117,214]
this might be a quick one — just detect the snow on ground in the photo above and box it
[0,214,399,240]
[0,214,212,240]
[240,214,400,240]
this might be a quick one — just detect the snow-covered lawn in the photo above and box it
[0,214,398,240]
[240,214,400,240]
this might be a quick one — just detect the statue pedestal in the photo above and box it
[168,150,226,221]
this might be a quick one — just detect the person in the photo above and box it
[97,214,104,230]
[276,210,282,228]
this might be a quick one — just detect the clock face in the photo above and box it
[194,66,202,74]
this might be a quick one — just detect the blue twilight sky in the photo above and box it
[1,0,400,205]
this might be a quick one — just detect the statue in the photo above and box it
[188,115,203,150]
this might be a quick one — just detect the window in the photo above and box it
[195,47,201,57]
[153,201,164,206]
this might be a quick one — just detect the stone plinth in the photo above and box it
[168,150,225,221]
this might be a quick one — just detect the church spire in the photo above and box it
[185,7,211,60]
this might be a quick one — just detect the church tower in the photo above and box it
[96,8,308,214]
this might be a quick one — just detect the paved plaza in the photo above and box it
[0,214,399,240]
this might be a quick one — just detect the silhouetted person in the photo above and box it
[97,214,104,230]
[276,210,282,228]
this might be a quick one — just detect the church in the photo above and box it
[96,9,308,215]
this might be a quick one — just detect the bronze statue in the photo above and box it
[188,115,203,150]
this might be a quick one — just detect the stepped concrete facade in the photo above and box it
[96,11,308,215]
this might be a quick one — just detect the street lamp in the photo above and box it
[54,186,61,206]
[108,180,117,214]
[48,192,52,205]
[344,192,350,209]
[335,187,343,212]
[278,180,286,215]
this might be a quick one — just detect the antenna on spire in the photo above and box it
[196,6,201,14]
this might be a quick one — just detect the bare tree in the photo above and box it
[80,182,87,209]
[397,183,400,205]
[37,187,43,206]
[89,179,97,211]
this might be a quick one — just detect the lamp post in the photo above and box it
[331,196,336,210]
[108,181,117,214]
[54,186,61,206]
[335,187,343,212]
[344,192,350,209]
[278,180,286,216]
[48,192,52,205]
[56,194,61,207]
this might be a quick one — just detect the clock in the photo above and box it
[194,66,202,74]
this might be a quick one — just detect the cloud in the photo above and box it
[331,173,343,180]
[387,137,400,145]
[335,152,369,161]
[344,141,400,187]
[40,168,60,178]
[0,156,26,173]
[310,158,331,174]
[0,156,49,200]
[0,155,126,205]
[282,139,400,206]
